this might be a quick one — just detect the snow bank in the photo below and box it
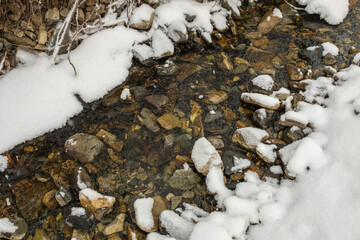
[296,0,349,25]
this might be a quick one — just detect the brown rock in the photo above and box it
[203,90,228,104]
[286,63,304,81]
[45,8,60,24]
[127,225,146,240]
[190,100,203,123]
[245,46,275,63]
[157,114,182,130]
[79,189,115,220]
[241,93,280,110]
[129,6,155,30]
[151,196,168,231]
[42,189,59,210]
[144,95,169,111]
[217,52,234,72]
[234,57,250,74]
[72,229,91,240]
[245,31,262,39]
[221,106,237,121]
[103,214,126,235]
[38,30,47,45]
[251,36,269,48]
[258,10,283,34]
[322,53,337,65]
[96,129,123,152]
[138,108,160,133]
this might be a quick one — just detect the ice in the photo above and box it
[71,207,86,217]
[160,210,194,240]
[191,137,222,174]
[129,4,154,26]
[272,8,283,18]
[0,218,18,233]
[236,127,269,147]
[322,42,339,56]
[231,156,251,173]
[256,143,277,163]
[270,165,283,174]
[251,75,274,91]
[0,155,8,172]
[241,93,280,108]
[295,0,349,25]
[134,198,154,231]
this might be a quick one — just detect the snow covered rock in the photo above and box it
[160,210,194,240]
[0,217,27,240]
[152,29,174,60]
[64,133,105,163]
[211,10,228,32]
[241,93,280,110]
[232,127,269,151]
[253,108,276,129]
[64,206,94,230]
[79,188,115,220]
[256,143,277,163]
[191,137,223,175]
[129,4,155,30]
[280,111,309,129]
[248,74,274,95]
[133,44,154,64]
[257,8,283,34]
[103,213,126,235]
[221,0,241,20]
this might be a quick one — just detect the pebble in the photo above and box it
[157,113,182,130]
[203,90,228,104]
[103,213,126,235]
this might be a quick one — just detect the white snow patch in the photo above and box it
[134,198,155,231]
[256,143,277,163]
[241,93,280,108]
[272,8,283,18]
[129,4,154,26]
[191,137,223,173]
[0,218,18,233]
[231,156,251,173]
[120,88,131,100]
[270,165,283,174]
[0,155,8,172]
[251,75,274,91]
[322,42,339,56]
[71,207,86,217]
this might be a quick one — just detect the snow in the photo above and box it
[71,207,86,217]
[191,137,222,174]
[353,53,360,64]
[211,10,228,32]
[256,143,277,163]
[280,110,309,127]
[120,88,131,100]
[151,29,174,59]
[129,4,154,26]
[236,127,269,147]
[307,45,320,51]
[160,210,194,240]
[270,165,283,174]
[206,167,233,206]
[147,233,176,240]
[134,198,155,231]
[0,218,18,233]
[79,188,115,202]
[296,0,349,25]
[241,93,280,108]
[133,44,154,62]
[322,42,339,56]
[251,75,274,91]
[0,155,8,172]
[272,8,283,18]
[231,156,251,173]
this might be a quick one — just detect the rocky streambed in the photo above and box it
[1,0,360,239]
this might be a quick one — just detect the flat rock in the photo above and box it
[96,129,123,152]
[234,57,250,74]
[79,188,115,220]
[157,114,182,130]
[144,95,169,111]
[217,52,234,72]
[258,9,283,34]
[138,108,160,133]
[241,92,280,110]
[245,46,275,63]
[202,90,228,104]
[247,74,274,95]
[103,214,125,235]
[286,63,303,81]
[64,133,105,163]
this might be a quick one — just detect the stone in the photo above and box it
[144,95,169,111]
[45,8,60,24]
[79,188,115,220]
[157,114,182,130]
[157,60,178,76]
[96,129,123,152]
[221,0,241,19]
[202,90,228,104]
[253,61,275,76]
[171,196,182,209]
[74,166,94,191]
[168,168,201,190]
[42,189,59,210]
[151,196,168,231]
[284,126,305,143]
[247,74,274,95]
[55,186,73,206]
[217,52,234,72]
[234,57,250,74]
[322,53,337,65]
[64,133,105,163]
[245,31,262,39]
[130,86,147,99]
[38,30,47,45]
[129,5,155,30]
[251,36,269,48]
[222,106,237,121]
[241,93,280,110]
[138,108,160,133]
[127,225,146,240]
[232,127,269,151]
[222,151,250,175]
[258,10,283,34]
[204,110,223,123]
[3,33,36,47]
[286,63,303,81]
[71,229,91,240]
[0,217,27,240]
[253,108,276,129]
[103,213,125,235]
[245,46,275,63]
[33,229,50,240]
[64,206,94,230]
[207,135,225,149]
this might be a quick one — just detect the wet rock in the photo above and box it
[168,168,201,190]
[241,93,280,110]
[71,229,91,240]
[286,63,303,81]
[65,133,105,163]
[222,106,237,121]
[171,196,182,209]
[157,114,182,130]
[130,86,147,100]
[202,90,228,104]
[222,151,250,175]
[175,134,193,151]
[96,129,123,152]
[217,52,234,72]
[245,46,275,63]
[42,189,59,210]
[253,108,276,129]
[79,188,115,220]
[103,213,125,235]
[138,108,160,133]
[284,126,305,143]
[234,57,250,74]
[45,8,59,24]
[251,36,269,48]
[144,95,169,111]
[232,127,269,151]
[157,60,178,76]
[33,229,49,240]
[258,9,283,34]
[129,5,155,30]
[97,174,122,192]
[322,53,337,65]
[207,135,225,149]
[204,110,223,123]
[55,186,73,207]
[0,217,27,240]
[64,206,94,230]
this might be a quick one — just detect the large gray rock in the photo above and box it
[65,133,105,163]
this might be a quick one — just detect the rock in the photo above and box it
[144,95,169,111]
[175,134,193,151]
[103,213,125,235]
[258,9,283,34]
[279,111,308,129]
[138,108,160,133]
[3,32,36,47]
[241,93,280,110]
[45,8,60,24]
[157,60,178,76]
[202,90,228,104]
[253,61,275,76]
[221,0,241,19]
[222,151,250,175]
[127,225,146,240]
[217,52,234,72]
[204,110,223,123]
[251,36,269,48]
[191,137,223,175]
[247,74,274,95]
[284,126,305,143]
[168,168,202,190]
[42,189,59,210]
[245,31,262,39]
[171,196,182,209]
[232,127,269,151]
[157,114,182,130]
[74,166,94,191]
[322,53,337,65]
[55,186,73,206]
[207,135,224,149]
[286,63,303,81]
[33,229,49,240]
[96,129,123,152]
[151,196,168,231]
[245,46,275,63]
[130,86,147,100]
[71,229,91,240]
[64,206,94,230]
[38,30,47,45]
[79,188,115,220]
[253,108,276,129]
[129,5,155,30]
[222,106,237,121]
[0,217,27,240]
[152,29,174,59]
[234,57,250,74]
[64,133,105,163]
